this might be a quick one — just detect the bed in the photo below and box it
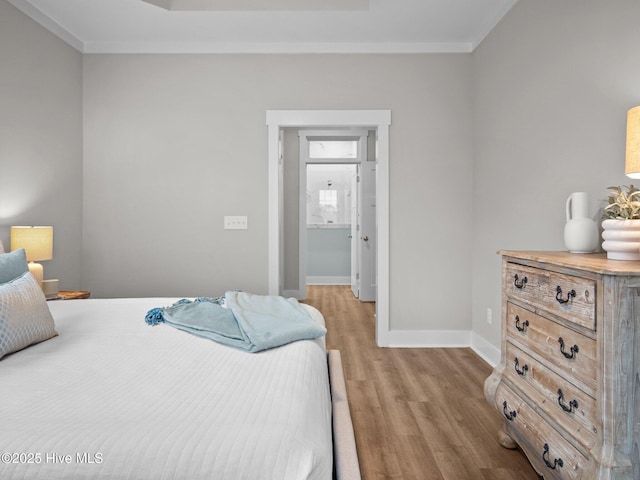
[0,266,360,479]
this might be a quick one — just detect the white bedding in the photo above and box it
[0,298,332,480]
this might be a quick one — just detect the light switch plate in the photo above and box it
[224,216,248,230]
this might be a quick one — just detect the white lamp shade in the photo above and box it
[625,106,640,179]
[10,226,53,262]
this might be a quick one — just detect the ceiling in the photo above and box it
[7,0,518,54]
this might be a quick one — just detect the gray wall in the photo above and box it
[307,228,351,278]
[283,128,300,292]
[0,1,83,290]
[471,0,640,348]
[82,53,474,334]
[16,0,640,347]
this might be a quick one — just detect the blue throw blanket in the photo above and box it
[145,291,326,353]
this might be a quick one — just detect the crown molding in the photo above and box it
[142,0,369,11]
[83,41,473,54]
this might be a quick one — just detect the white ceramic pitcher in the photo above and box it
[564,192,599,253]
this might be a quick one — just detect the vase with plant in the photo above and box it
[601,185,640,260]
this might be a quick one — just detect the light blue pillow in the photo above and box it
[0,249,28,284]
[0,271,58,360]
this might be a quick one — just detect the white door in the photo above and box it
[358,159,376,302]
[350,166,360,298]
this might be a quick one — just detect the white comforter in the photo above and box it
[0,298,332,480]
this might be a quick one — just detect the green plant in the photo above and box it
[603,185,640,219]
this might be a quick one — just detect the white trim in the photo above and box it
[470,332,501,367]
[267,110,391,347]
[82,41,474,55]
[363,329,501,365]
[141,0,369,11]
[267,117,282,297]
[299,129,369,143]
[374,118,391,347]
[306,276,351,285]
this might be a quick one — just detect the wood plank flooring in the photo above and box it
[302,285,541,480]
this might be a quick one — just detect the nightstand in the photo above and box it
[47,290,91,300]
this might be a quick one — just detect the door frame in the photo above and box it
[266,109,391,347]
[298,129,369,300]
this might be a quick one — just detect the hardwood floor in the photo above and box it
[302,285,541,480]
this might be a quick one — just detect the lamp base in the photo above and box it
[28,262,44,287]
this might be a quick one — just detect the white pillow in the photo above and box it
[0,239,4,253]
[0,272,58,360]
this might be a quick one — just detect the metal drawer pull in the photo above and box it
[558,337,579,359]
[514,274,527,289]
[555,285,576,304]
[502,401,516,421]
[515,315,529,332]
[542,443,563,470]
[514,357,528,376]
[557,389,578,413]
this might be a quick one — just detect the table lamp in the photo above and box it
[10,226,53,287]
[625,105,640,178]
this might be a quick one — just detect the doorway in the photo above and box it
[298,129,376,301]
[266,109,391,347]
[305,163,356,286]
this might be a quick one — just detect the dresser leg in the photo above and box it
[498,428,517,449]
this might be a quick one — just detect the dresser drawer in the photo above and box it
[504,342,598,450]
[496,383,591,480]
[506,302,597,396]
[505,262,596,330]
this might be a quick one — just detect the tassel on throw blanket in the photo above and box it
[144,292,326,353]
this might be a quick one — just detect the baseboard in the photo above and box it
[306,276,350,285]
[285,294,503,364]
[470,332,501,367]
[378,329,501,365]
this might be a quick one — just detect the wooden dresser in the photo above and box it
[484,251,640,479]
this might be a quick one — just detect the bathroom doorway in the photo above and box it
[299,130,376,301]
[305,163,357,286]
